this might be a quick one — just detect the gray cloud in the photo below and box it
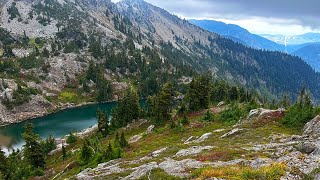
[144,0,320,29]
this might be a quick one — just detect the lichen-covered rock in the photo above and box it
[184,132,212,144]
[303,116,320,137]
[221,128,243,138]
[159,158,205,177]
[247,108,285,120]
[76,159,124,180]
[297,142,316,154]
[146,125,155,134]
[174,146,214,157]
[129,134,143,143]
[250,158,273,168]
[123,162,158,180]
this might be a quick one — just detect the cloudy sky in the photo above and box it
[112,0,320,35]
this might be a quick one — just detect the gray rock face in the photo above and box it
[250,158,273,169]
[221,128,243,138]
[247,108,285,120]
[159,158,205,177]
[174,146,214,157]
[129,134,143,143]
[124,162,158,180]
[77,159,124,180]
[303,116,320,137]
[297,142,316,154]
[0,94,54,125]
[184,132,212,144]
[1,0,59,37]
[146,125,155,134]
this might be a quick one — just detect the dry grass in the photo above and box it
[193,163,287,180]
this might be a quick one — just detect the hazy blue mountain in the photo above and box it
[261,33,320,45]
[292,43,320,71]
[189,19,285,51]
[286,42,320,53]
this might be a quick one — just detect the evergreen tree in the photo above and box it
[114,132,120,147]
[229,86,240,102]
[22,30,29,45]
[120,132,128,148]
[42,135,56,154]
[35,46,40,56]
[0,146,7,178]
[157,82,175,121]
[22,123,45,169]
[181,113,189,125]
[170,116,176,129]
[203,109,214,121]
[42,47,50,58]
[96,78,112,102]
[3,46,15,58]
[211,81,228,102]
[97,108,109,136]
[66,132,77,144]
[188,76,211,111]
[104,142,114,160]
[80,139,92,162]
[110,89,140,128]
[116,148,121,158]
[280,94,291,109]
[282,88,315,129]
[62,144,67,160]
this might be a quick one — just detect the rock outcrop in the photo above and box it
[184,132,212,144]
[174,146,214,157]
[247,108,285,120]
[0,95,54,126]
[221,128,243,138]
[303,115,320,137]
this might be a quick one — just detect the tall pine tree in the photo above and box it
[22,123,45,169]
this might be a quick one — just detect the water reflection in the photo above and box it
[0,102,118,154]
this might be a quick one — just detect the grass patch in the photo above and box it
[193,163,287,180]
[58,91,80,103]
[138,168,181,180]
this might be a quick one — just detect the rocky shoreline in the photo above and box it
[0,101,113,127]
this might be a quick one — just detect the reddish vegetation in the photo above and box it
[187,111,205,118]
[252,110,285,127]
[210,107,225,114]
[190,121,204,128]
[196,151,231,162]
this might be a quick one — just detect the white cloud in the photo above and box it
[142,0,320,35]
[194,17,319,35]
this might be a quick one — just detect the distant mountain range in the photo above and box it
[190,19,320,72]
[292,43,320,72]
[189,19,285,51]
[260,33,320,45]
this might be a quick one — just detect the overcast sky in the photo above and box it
[112,0,320,35]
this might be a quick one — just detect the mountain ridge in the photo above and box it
[189,19,285,51]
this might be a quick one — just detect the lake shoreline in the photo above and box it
[0,100,115,127]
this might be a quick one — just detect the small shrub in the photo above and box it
[180,113,190,125]
[66,132,77,144]
[203,109,214,121]
[58,91,79,103]
[218,104,245,124]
